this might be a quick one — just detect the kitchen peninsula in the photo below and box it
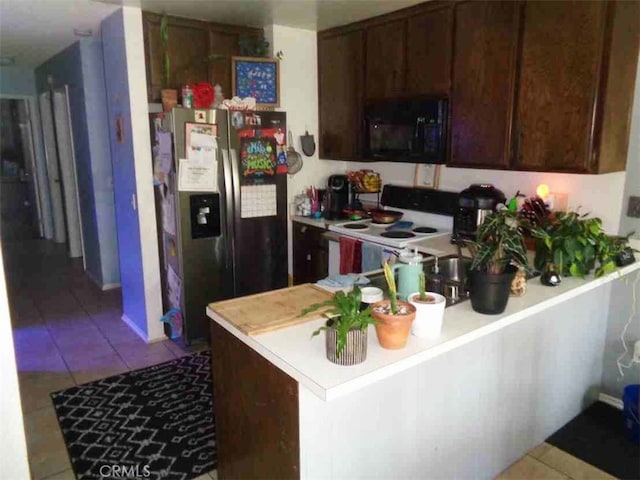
[207,246,640,479]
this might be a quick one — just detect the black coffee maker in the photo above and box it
[324,175,350,219]
[453,184,506,242]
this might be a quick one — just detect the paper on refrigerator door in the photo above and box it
[167,264,182,309]
[241,184,277,218]
[162,192,176,236]
[178,158,217,192]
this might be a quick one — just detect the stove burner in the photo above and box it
[380,231,416,239]
[343,223,369,230]
[413,227,438,234]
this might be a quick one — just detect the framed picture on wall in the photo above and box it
[232,57,280,108]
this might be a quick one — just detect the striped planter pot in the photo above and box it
[325,325,368,366]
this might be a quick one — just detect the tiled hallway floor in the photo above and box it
[4,238,212,480]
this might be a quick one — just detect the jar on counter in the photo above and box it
[182,85,193,108]
[510,267,527,297]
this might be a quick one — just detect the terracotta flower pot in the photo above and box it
[161,88,178,112]
[372,300,416,349]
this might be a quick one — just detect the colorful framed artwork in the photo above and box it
[232,56,280,108]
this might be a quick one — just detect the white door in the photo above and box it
[52,87,84,261]
[38,92,66,244]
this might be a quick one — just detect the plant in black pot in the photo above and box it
[464,209,529,315]
[301,287,377,366]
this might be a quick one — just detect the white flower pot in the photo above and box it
[408,292,446,339]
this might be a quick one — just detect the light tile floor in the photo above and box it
[4,239,210,479]
[5,239,618,480]
[496,443,617,480]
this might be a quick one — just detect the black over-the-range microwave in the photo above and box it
[362,97,448,163]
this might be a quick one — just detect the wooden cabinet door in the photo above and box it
[449,1,521,168]
[405,6,454,96]
[292,222,328,285]
[514,1,607,172]
[318,31,364,160]
[365,19,406,100]
[209,30,241,101]
[143,14,210,101]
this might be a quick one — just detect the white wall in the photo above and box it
[123,6,164,341]
[602,56,640,398]
[342,163,626,234]
[265,25,348,275]
[0,248,30,477]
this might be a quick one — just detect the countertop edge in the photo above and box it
[207,246,640,403]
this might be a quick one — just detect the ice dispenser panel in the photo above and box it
[190,194,221,239]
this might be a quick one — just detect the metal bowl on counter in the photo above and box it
[369,209,403,224]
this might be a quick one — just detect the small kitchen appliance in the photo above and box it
[453,184,506,242]
[393,249,426,301]
[324,174,350,220]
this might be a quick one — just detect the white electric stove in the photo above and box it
[328,213,451,249]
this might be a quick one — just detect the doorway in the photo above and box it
[0,98,43,242]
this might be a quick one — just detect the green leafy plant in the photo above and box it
[160,14,170,88]
[239,34,270,57]
[465,209,529,274]
[530,211,629,278]
[383,261,398,314]
[301,287,377,358]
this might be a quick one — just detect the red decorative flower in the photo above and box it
[192,82,214,109]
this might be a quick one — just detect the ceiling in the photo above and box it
[0,0,425,68]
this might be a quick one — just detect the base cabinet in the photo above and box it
[210,322,299,479]
[293,222,328,285]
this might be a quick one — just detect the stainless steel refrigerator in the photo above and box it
[151,108,288,344]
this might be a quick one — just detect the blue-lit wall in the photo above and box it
[34,40,119,288]
[0,66,36,96]
[101,9,147,335]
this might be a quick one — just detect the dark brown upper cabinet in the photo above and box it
[142,12,262,103]
[405,6,454,96]
[365,19,406,100]
[365,5,454,101]
[514,0,639,173]
[318,30,364,160]
[450,0,638,173]
[449,1,521,169]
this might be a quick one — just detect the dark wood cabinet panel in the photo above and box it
[318,30,364,160]
[592,0,639,174]
[514,1,606,172]
[210,321,299,479]
[449,0,521,169]
[292,222,328,285]
[143,14,209,102]
[405,6,454,96]
[365,20,406,100]
[142,12,262,102]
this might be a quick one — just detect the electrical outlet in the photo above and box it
[627,196,640,218]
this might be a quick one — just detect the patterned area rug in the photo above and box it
[51,351,216,480]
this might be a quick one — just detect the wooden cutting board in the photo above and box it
[208,284,335,336]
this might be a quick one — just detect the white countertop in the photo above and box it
[207,241,640,402]
[292,215,344,229]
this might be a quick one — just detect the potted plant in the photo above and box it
[371,261,417,349]
[160,14,177,111]
[408,272,446,339]
[301,286,377,366]
[530,210,630,282]
[465,209,529,314]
